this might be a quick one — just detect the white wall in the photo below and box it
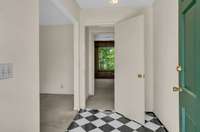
[153,0,179,132]
[40,25,74,94]
[0,0,39,132]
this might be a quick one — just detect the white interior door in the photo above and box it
[115,15,145,124]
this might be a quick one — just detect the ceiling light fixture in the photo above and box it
[110,0,119,4]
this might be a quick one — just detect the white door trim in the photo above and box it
[49,0,80,110]
[73,22,80,110]
[88,30,114,96]
[79,22,115,109]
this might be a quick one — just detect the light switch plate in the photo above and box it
[0,63,13,80]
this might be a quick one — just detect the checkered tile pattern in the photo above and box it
[66,109,167,132]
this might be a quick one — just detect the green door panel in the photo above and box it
[179,0,200,132]
[180,0,196,12]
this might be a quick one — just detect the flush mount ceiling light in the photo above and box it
[110,0,119,4]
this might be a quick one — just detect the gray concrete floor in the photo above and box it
[86,79,114,110]
[40,94,76,132]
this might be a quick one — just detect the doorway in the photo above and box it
[39,25,76,132]
[39,0,79,131]
[83,16,145,123]
[87,41,115,110]
[85,27,115,110]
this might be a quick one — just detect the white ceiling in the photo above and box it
[40,0,72,25]
[76,0,154,9]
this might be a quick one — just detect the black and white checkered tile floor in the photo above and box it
[66,109,168,132]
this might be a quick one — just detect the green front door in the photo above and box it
[179,0,200,131]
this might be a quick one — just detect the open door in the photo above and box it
[179,0,200,131]
[115,15,145,124]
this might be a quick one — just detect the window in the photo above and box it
[95,41,115,79]
[98,47,115,72]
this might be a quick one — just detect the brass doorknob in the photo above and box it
[176,65,182,72]
[173,86,183,92]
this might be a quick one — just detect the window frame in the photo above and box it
[95,41,115,79]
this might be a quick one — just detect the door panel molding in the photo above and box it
[115,15,145,124]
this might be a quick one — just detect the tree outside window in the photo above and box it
[98,47,115,72]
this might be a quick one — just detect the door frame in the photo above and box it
[41,0,80,110]
[95,41,115,79]
[79,23,115,109]
[88,31,115,96]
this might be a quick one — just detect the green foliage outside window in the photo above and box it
[98,47,115,71]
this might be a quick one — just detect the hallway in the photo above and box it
[86,79,114,110]
[0,0,182,131]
